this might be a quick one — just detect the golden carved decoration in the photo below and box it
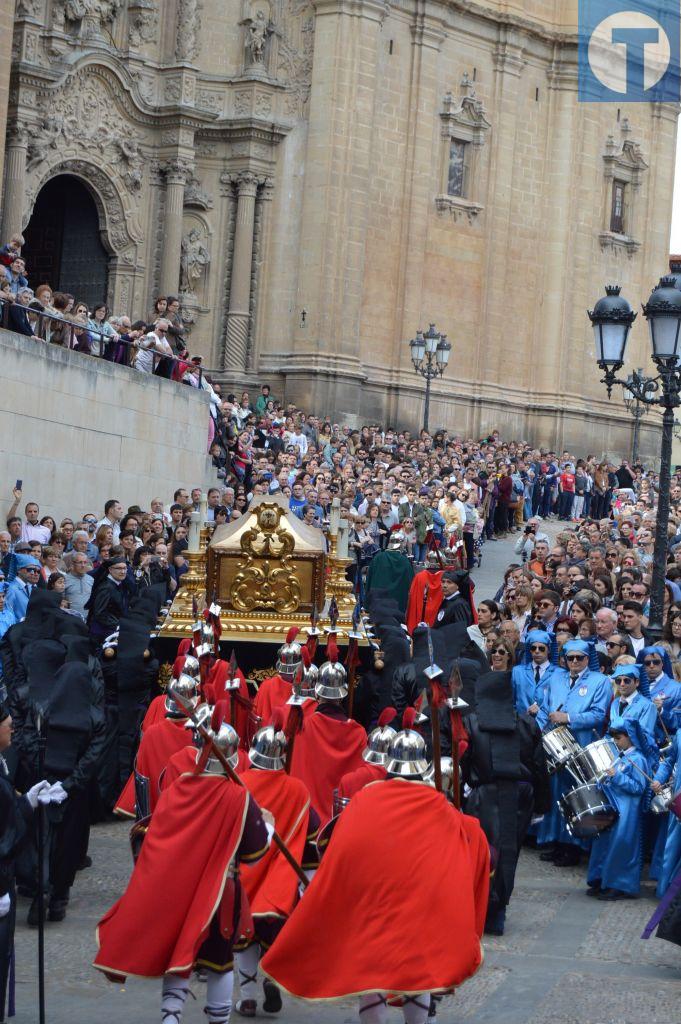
[158,662,173,692]
[230,501,302,614]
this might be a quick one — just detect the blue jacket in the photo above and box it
[587,746,647,895]
[536,669,611,747]
[608,691,658,751]
[648,673,681,734]
[4,579,34,621]
[512,661,568,715]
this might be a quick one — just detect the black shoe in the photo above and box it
[586,884,601,898]
[262,979,282,1014]
[27,896,47,927]
[484,922,505,936]
[76,855,92,871]
[235,1000,257,1018]
[47,903,67,922]
[539,847,557,862]
[598,889,637,901]
[554,849,581,867]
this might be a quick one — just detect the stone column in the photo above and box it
[225,171,259,372]
[159,159,189,296]
[249,176,274,370]
[2,123,29,242]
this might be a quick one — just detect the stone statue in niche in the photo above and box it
[179,228,210,295]
[243,6,275,68]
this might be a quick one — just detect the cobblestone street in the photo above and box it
[11,528,681,1023]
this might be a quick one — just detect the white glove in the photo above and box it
[38,781,68,805]
[25,780,50,809]
[0,894,10,918]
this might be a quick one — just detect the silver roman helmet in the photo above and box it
[363,706,397,765]
[185,702,213,747]
[165,672,200,718]
[277,627,303,682]
[300,646,319,699]
[424,757,456,798]
[182,654,200,678]
[249,707,287,771]
[316,635,348,701]
[386,707,429,778]
[202,702,240,775]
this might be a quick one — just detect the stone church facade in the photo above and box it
[2,0,677,454]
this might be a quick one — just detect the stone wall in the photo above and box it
[0,329,216,525]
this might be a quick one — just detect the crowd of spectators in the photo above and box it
[0,232,214,387]
[0,392,677,683]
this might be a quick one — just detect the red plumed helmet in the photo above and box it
[326,636,339,664]
[301,647,311,668]
[270,706,285,733]
[403,707,418,731]
[177,639,192,656]
[172,656,186,679]
[285,626,300,645]
[378,706,397,728]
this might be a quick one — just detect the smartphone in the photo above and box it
[15,479,22,490]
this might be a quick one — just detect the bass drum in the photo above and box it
[559,784,618,838]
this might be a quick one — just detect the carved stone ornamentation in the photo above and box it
[29,70,145,197]
[63,0,123,34]
[276,2,314,119]
[184,174,213,209]
[175,0,202,62]
[17,0,43,16]
[128,0,158,46]
[179,228,210,295]
[161,158,192,185]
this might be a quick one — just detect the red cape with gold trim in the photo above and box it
[114,718,192,819]
[290,712,366,824]
[94,774,249,980]
[262,779,489,999]
[239,768,310,920]
[254,674,292,725]
[406,568,443,635]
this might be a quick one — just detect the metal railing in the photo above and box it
[0,298,202,384]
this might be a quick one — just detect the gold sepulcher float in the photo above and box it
[206,494,327,641]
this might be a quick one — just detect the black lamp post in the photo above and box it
[408,323,451,433]
[622,368,648,465]
[588,277,681,642]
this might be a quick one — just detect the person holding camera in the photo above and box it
[514,518,549,561]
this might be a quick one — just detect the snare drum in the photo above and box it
[559,784,618,838]
[567,738,618,786]
[542,726,581,774]
[651,783,674,815]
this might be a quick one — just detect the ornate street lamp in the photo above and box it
[588,277,681,641]
[407,323,451,432]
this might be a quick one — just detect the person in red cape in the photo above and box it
[289,636,366,825]
[114,672,200,820]
[141,652,201,733]
[405,555,443,634]
[337,707,396,800]
[94,705,274,1024]
[234,708,320,1018]
[261,711,489,1024]
[162,733,249,789]
[204,657,255,750]
[253,627,303,724]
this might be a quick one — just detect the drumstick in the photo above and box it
[613,751,657,785]
[656,705,673,745]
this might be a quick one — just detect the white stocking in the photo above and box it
[359,993,388,1024]
[204,968,234,1023]
[402,995,430,1024]
[161,974,189,1024]
[236,944,260,1002]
